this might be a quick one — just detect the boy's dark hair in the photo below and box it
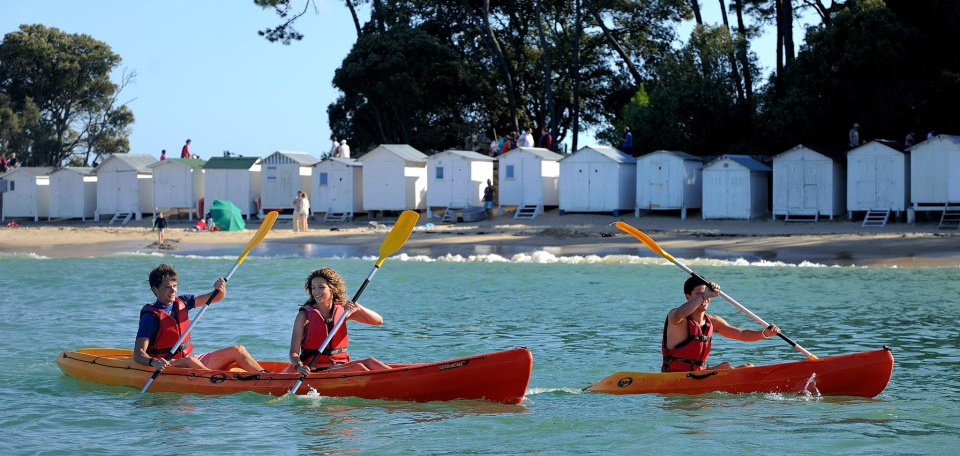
[149,264,178,289]
[684,275,709,296]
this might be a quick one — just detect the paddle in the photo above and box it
[139,211,279,395]
[288,210,419,395]
[615,221,818,360]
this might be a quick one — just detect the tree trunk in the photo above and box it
[535,0,556,143]
[717,0,745,104]
[344,0,362,37]
[775,0,784,83]
[481,0,519,134]
[782,0,795,67]
[690,0,703,25]
[588,2,643,88]
[571,0,583,153]
[733,0,753,105]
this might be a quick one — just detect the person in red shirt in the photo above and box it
[181,139,191,158]
[160,149,166,160]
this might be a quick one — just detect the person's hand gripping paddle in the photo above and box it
[288,210,418,395]
[615,221,818,360]
[139,211,279,395]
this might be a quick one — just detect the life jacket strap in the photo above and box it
[662,356,706,372]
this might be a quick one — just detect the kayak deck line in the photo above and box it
[584,347,894,398]
[57,347,533,404]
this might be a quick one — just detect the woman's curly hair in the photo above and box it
[303,267,347,306]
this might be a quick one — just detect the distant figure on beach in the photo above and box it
[0,153,7,173]
[520,128,535,148]
[299,191,310,231]
[337,140,351,159]
[489,134,499,157]
[662,276,780,372]
[160,149,166,161]
[848,123,860,148]
[293,192,304,232]
[329,135,340,159]
[483,179,495,219]
[192,218,207,231]
[538,128,553,151]
[622,126,633,152]
[155,211,167,244]
[286,267,386,375]
[904,132,916,148]
[181,139,191,158]
[134,263,267,372]
[6,152,19,168]
[927,130,936,140]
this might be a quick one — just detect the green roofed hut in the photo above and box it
[202,156,261,219]
[149,158,205,220]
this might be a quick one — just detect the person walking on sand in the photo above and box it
[155,211,167,244]
[292,192,304,232]
[134,264,267,373]
[661,276,780,372]
[181,139,192,158]
[483,179,495,219]
[299,191,311,231]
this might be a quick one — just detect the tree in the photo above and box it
[0,24,134,166]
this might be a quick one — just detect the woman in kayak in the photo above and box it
[662,276,780,372]
[287,267,388,375]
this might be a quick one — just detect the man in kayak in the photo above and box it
[134,264,267,372]
[662,276,780,372]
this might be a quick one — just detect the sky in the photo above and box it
[1,1,815,161]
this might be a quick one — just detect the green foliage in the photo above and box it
[0,24,134,166]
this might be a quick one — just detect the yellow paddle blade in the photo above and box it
[615,222,676,263]
[236,211,278,266]
[376,210,419,267]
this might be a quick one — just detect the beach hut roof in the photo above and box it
[565,145,636,163]
[265,151,318,165]
[433,150,496,161]
[774,144,836,160]
[149,158,206,169]
[644,150,702,161]
[512,147,564,160]
[52,166,95,176]
[850,139,905,154]
[907,134,960,151]
[1,166,54,178]
[364,144,428,163]
[98,154,158,172]
[314,157,362,167]
[706,155,770,171]
[203,156,260,170]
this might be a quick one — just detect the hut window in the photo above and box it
[267,166,276,170]
[506,165,514,179]
[320,173,328,186]
[9,181,14,191]
[436,167,444,180]
[267,176,276,181]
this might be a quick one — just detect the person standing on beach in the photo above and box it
[483,179,495,219]
[181,139,191,158]
[134,264,267,373]
[299,192,311,231]
[329,135,340,159]
[539,128,553,151]
[661,276,780,372]
[292,192,303,232]
[155,211,167,244]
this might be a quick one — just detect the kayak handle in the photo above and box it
[686,371,719,380]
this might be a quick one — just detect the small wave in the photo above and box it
[0,252,51,259]
[525,387,584,395]
[365,251,837,268]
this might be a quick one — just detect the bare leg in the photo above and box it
[301,215,308,231]
[170,356,210,370]
[199,345,265,372]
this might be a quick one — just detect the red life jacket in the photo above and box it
[299,303,350,366]
[661,314,713,372]
[140,298,193,359]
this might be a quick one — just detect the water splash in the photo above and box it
[802,373,822,398]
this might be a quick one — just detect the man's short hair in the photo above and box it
[684,275,709,296]
[149,264,178,289]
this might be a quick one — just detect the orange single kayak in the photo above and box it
[57,347,533,404]
[585,347,893,397]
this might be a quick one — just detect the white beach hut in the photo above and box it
[149,158,205,220]
[312,157,363,222]
[635,150,703,220]
[95,154,157,222]
[359,144,428,213]
[1,167,52,222]
[259,151,317,215]
[203,156,262,219]
[772,145,845,221]
[498,147,562,219]
[426,149,495,218]
[846,140,909,224]
[559,146,636,216]
[49,167,97,220]
[907,134,960,227]
[702,155,770,220]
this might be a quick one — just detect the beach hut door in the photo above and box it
[786,161,818,214]
[56,177,74,217]
[572,163,590,209]
[520,156,540,205]
[119,170,138,212]
[854,157,887,209]
[330,169,349,212]
[589,164,604,209]
[649,159,669,208]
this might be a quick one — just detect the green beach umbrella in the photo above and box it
[209,199,246,231]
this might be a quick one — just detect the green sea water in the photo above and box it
[1,250,958,455]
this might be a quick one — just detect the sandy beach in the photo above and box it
[2,211,958,267]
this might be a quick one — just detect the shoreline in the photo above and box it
[2,213,959,267]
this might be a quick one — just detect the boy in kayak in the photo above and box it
[287,267,389,375]
[662,276,780,372]
[134,263,267,373]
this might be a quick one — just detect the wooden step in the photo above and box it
[939,204,960,230]
[513,204,540,220]
[785,212,819,223]
[862,209,890,228]
[323,212,352,223]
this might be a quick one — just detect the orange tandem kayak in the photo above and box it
[57,347,532,404]
[585,347,893,398]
